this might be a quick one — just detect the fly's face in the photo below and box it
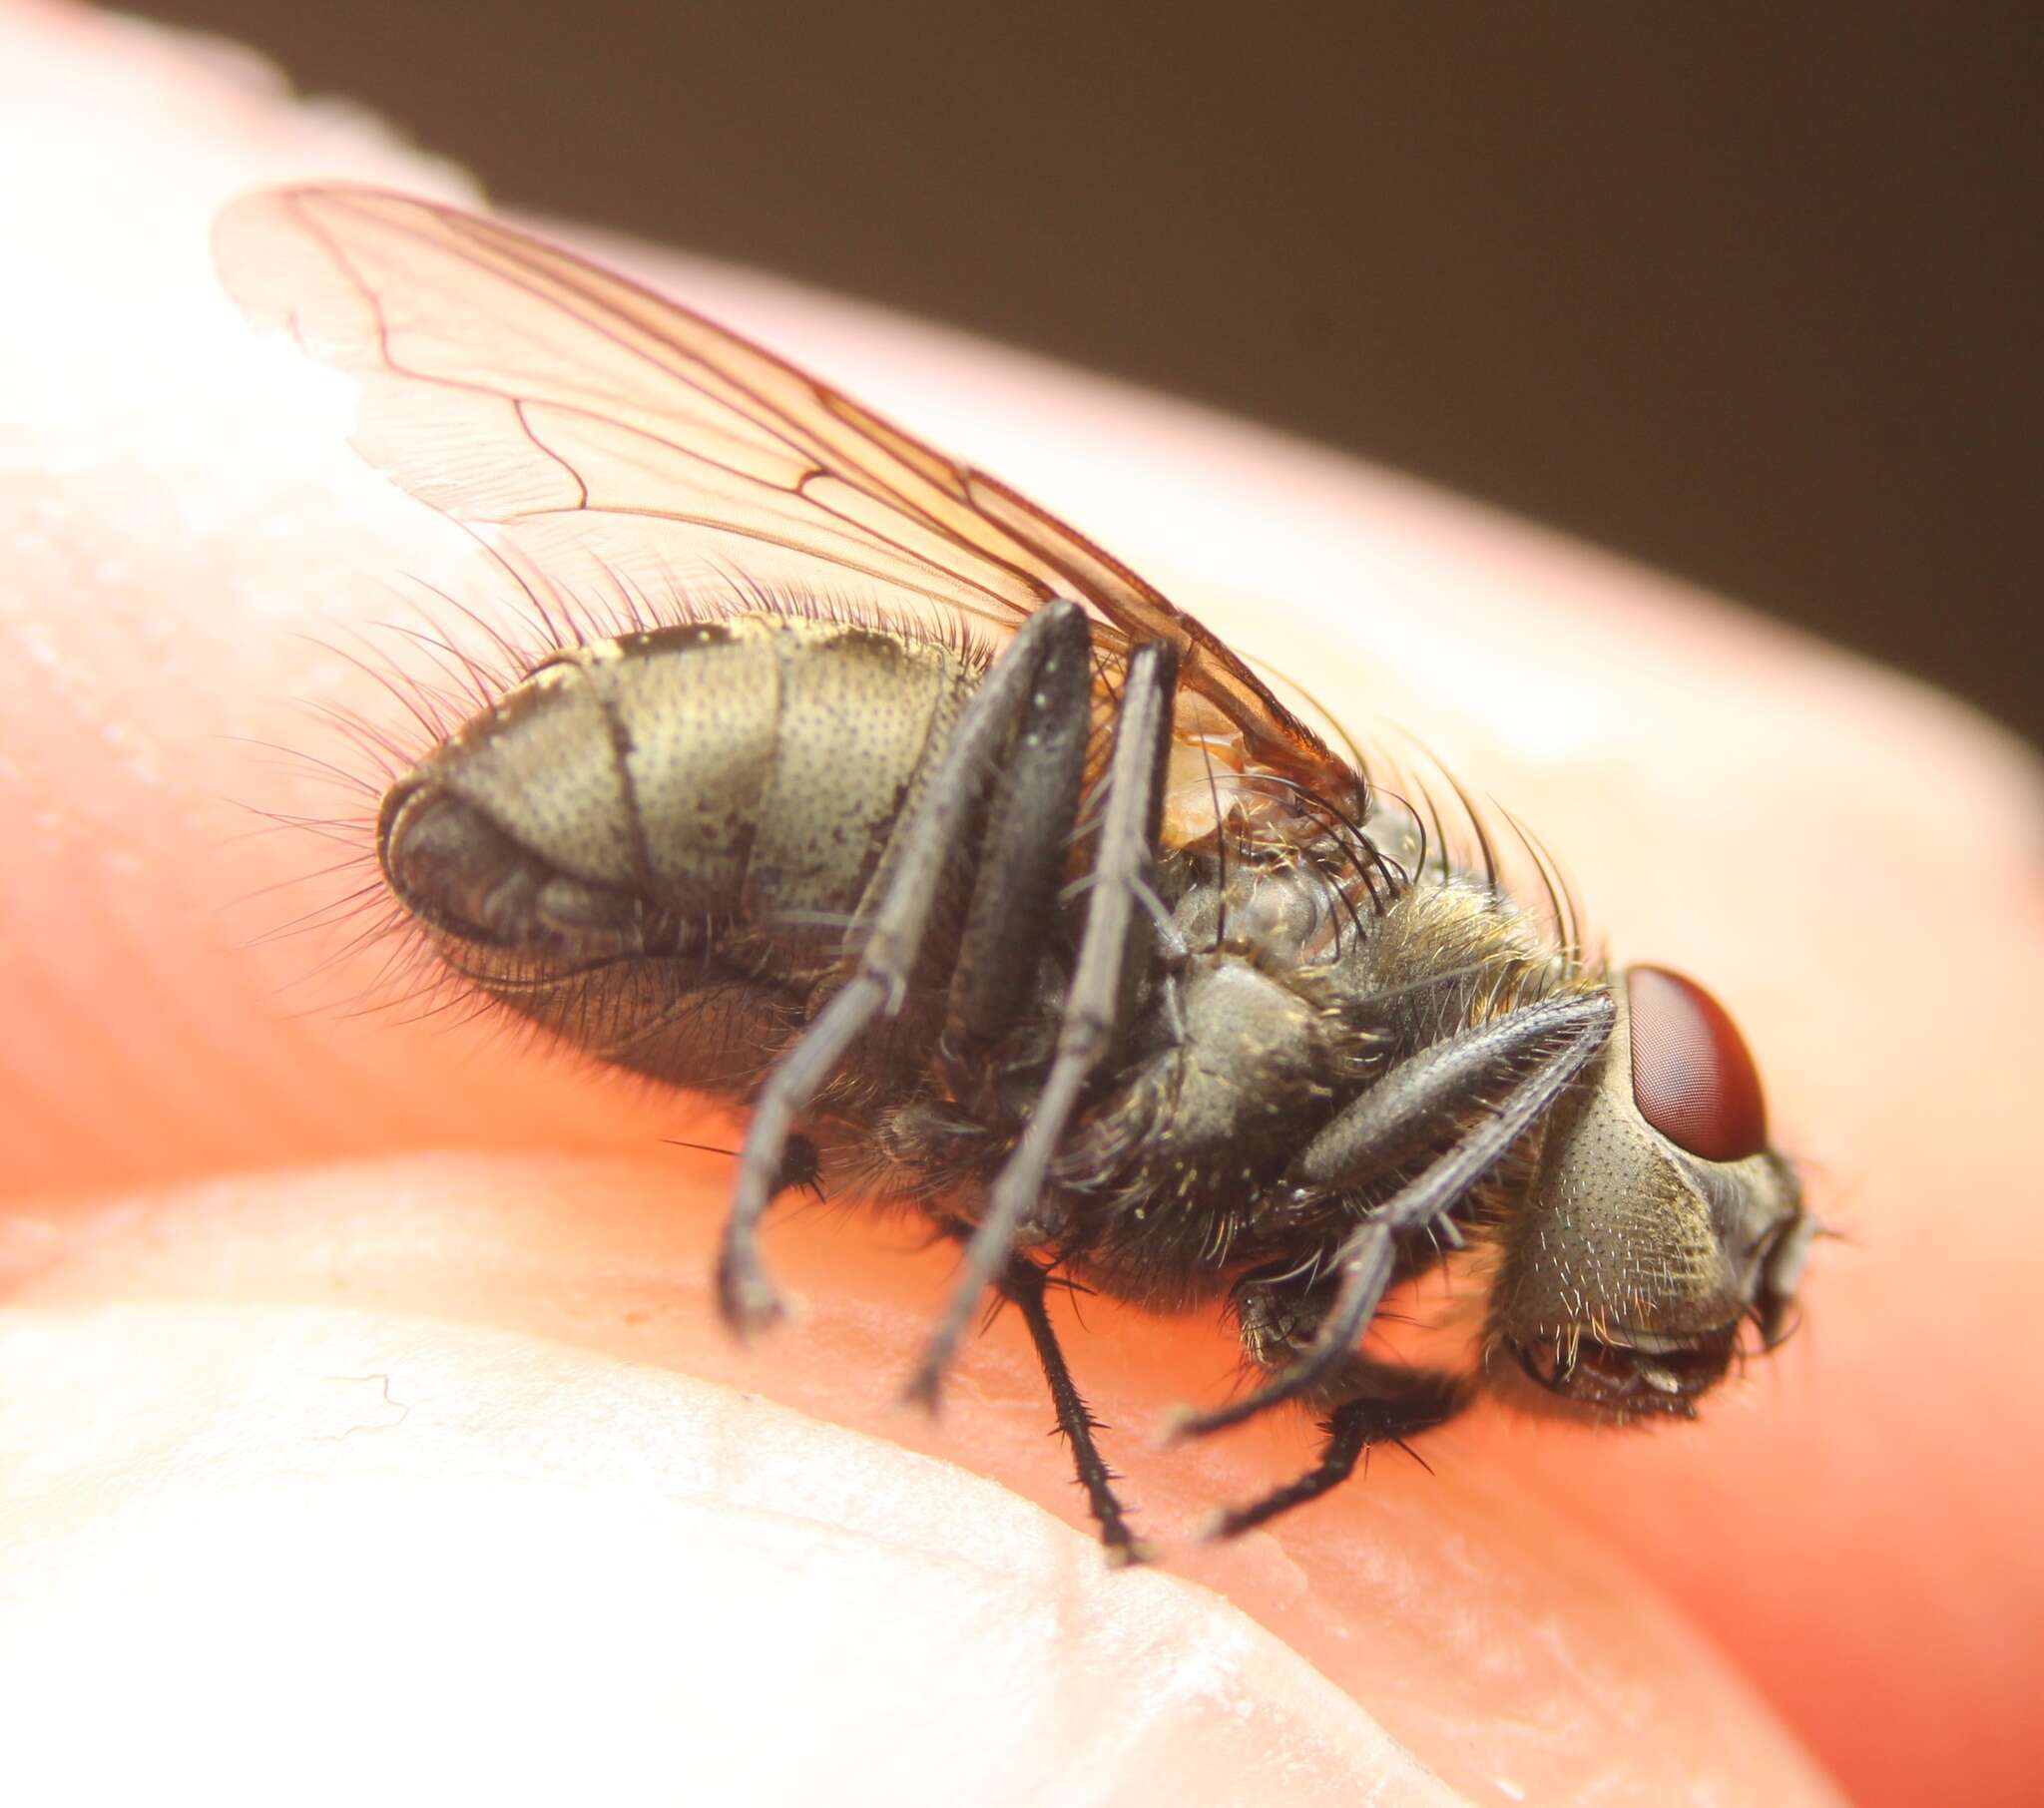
[1492,965,1812,1418]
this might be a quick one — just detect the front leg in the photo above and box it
[1167,989,1615,1439]
[1205,1267,1467,1540]
[1204,1387,1464,1542]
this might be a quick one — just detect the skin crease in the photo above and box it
[3,8,2041,1806]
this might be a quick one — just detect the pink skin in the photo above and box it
[4,7,2040,1804]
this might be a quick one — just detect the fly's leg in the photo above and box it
[1000,1256,1152,1565]
[718,599,1094,1332]
[1201,1270,1465,1540]
[1204,1386,1463,1542]
[906,638,1181,1406]
[1167,989,1616,1440]
[1286,989,1617,1185]
[939,584,1098,1083]
[764,1131,822,1199]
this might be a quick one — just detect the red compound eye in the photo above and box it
[1625,966,1770,1162]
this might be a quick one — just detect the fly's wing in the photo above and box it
[214,185,1352,794]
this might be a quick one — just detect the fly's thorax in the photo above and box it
[1072,842,1579,1228]
[1353,876,1583,1046]
[374,613,983,1074]
[1161,838,1346,970]
[1486,966,1808,1419]
[1054,844,1378,1290]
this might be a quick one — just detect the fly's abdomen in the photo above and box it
[376,613,979,1083]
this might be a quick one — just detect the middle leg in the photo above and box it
[906,637,1183,1405]
[1166,989,1615,1440]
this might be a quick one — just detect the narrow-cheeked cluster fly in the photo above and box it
[216,187,1815,1561]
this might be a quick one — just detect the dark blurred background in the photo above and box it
[139,3,2039,744]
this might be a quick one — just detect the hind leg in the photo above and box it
[998,1257,1150,1565]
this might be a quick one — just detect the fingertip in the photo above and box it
[7,1154,1844,1806]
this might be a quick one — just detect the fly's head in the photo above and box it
[1489,965,1813,1421]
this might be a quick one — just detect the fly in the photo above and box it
[216,187,1815,1562]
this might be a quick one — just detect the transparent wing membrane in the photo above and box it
[214,186,1348,793]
